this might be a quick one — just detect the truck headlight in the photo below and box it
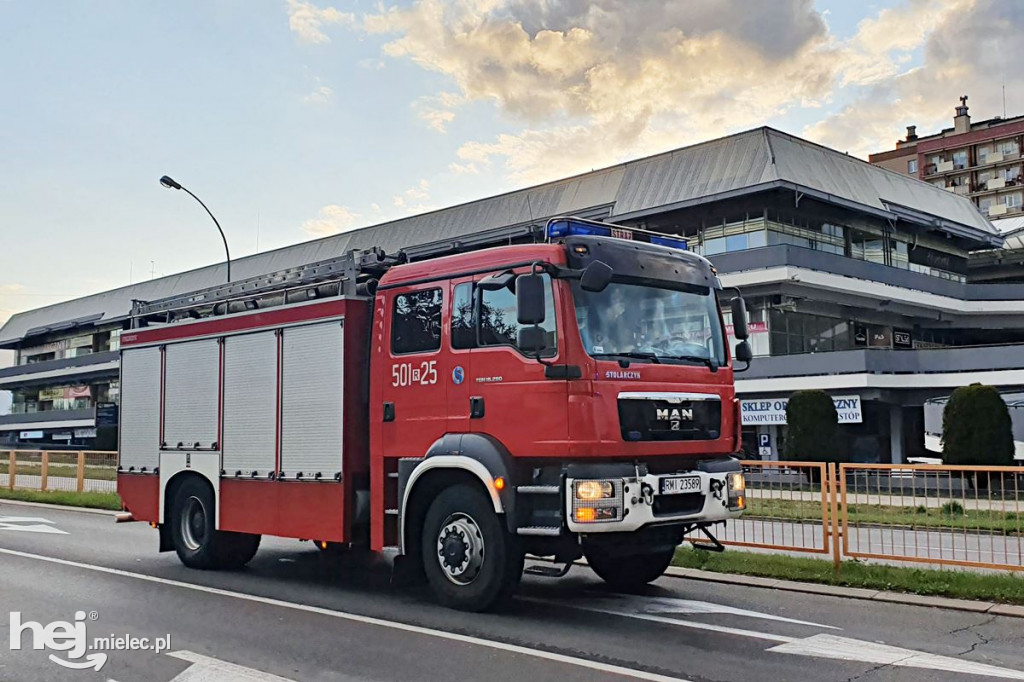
[572,479,622,523]
[574,480,615,500]
[727,472,746,511]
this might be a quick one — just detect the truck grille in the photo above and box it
[652,492,705,517]
[618,398,721,442]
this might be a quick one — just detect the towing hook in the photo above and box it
[641,482,655,506]
[709,478,725,500]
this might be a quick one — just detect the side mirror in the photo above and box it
[516,273,546,325]
[734,340,753,365]
[518,326,547,353]
[580,260,613,293]
[730,297,749,340]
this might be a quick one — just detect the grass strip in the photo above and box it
[673,546,1024,605]
[745,497,1023,534]
[0,488,122,511]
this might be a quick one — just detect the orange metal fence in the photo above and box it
[839,463,1024,572]
[715,461,835,555]
[0,450,118,495]
[688,460,1024,573]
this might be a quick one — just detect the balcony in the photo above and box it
[736,344,1024,396]
[988,177,1007,190]
[0,408,96,432]
[989,204,1009,217]
[0,350,119,390]
[710,245,1023,302]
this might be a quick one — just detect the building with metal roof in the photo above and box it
[3,125,1023,462]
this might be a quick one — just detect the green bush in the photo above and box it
[942,384,1014,466]
[784,390,839,463]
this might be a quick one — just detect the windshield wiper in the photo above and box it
[664,354,719,372]
[592,351,661,364]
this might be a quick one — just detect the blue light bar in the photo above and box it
[547,218,688,251]
[649,235,689,251]
[546,219,611,239]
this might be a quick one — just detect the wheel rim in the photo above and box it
[180,495,207,552]
[436,512,485,586]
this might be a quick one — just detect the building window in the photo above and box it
[908,159,918,175]
[1007,193,1022,209]
[999,139,1020,157]
[952,150,967,169]
[391,288,442,354]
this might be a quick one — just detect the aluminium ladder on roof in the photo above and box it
[130,221,547,325]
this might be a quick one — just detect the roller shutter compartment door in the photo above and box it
[280,321,344,479]
[163,339,220,449]
[222,331,277,477]
[119,347,162,471]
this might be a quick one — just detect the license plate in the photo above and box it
[660,476,701,495]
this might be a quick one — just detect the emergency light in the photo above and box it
[546,218,688,251]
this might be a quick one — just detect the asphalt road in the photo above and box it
[2,504,1024,682]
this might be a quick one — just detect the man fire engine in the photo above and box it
[117,217,752,611]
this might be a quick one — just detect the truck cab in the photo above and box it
[372,219,750,609]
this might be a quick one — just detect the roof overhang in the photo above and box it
[612,180,1000,248]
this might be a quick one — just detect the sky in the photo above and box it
[1,0,1022,405]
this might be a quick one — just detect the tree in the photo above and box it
[942,384,1013,466]
[784,390,839,464]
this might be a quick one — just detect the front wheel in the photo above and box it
[421,483,523,612]
[585,547,676,592]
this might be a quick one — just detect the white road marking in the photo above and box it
[538,595,1024,679]
[521,597,796,644]
[168,650,298,682]
[588,593,840,629]
[0,548,690,682]
[0,516,67,534]
[769,634,1024,680]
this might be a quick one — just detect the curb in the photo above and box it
[0,498,119,516]
[663,566,1024,619]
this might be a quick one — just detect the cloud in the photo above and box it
[334,0,1020,184]
[804,0,1023,158]
[286,0,353,44]
[413,91,466,133]
[300,205,361,236]
[393,179,432,209]
[303,84,333,104]
[357,0,839,183]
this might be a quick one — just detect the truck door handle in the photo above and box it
[470,397,485,419]
[383,402,395,422]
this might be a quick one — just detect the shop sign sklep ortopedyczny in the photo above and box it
[740,395,862,425]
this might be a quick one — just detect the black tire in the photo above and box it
[420,483,523,612]
[220,531,261,568]
[585,547,676,592]
[169,477,260,570]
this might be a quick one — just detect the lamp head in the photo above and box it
[159,175,182,190]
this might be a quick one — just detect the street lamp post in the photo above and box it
[159,175,231,283]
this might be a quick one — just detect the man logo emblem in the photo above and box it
[656,407,693,421]
[452,366,465,385]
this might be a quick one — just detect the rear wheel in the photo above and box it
[169,477,260,569]
[585,547,676,592]
[421,483,523,612]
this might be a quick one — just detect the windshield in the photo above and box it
[571,280,727,367]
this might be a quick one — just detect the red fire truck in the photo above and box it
[117,217,752,611]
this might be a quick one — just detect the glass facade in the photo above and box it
[692,213,966,282]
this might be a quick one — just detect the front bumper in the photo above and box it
[565,469,743,533]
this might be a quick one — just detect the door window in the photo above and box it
[391,288,442,354]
